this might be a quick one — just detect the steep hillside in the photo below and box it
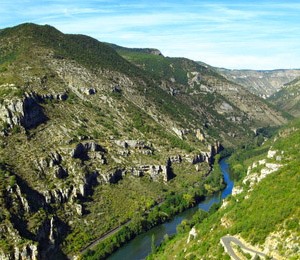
[0,23,222,259]
[148,119,300,260]
[216,68,300,98]
[0,23,290,260]
[111,44,287,142]
[269,77,300,117]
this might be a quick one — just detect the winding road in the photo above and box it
[220,235,272,260]
[79,219,132,255]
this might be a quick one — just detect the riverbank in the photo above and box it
[79,157,228,259]
[108,158,233,260]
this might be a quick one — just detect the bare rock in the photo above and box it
[187,226,197,244]
[0,94,48,130]
[196,129,205,141]
[101,169,124,184]
[71,142,105,161]
[169,155,182,163]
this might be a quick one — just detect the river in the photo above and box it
[107,158,234,260]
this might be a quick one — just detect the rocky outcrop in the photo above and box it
[234,149,284,196]
[188,141,223,165]
[0,94,48,130]
[190,153,209,164]
[37,151,62,171]
[36,216,69,260]
[43,171,99,203]
[53,165,68,179]
[148,49,163,56]
[38,92,68,101]
[115,140,151,149]
[169,155,182,164]
[81,171,99,196]
[5,182,31,214]
[169,87,179,96]
[114,140,153,155]
[36,151,69,179]
[196,129,205,141]
[172,128,189,139]
[149,165,171,182]
[71,142,106,161]
[187,226,197,244]
[187,71,201,87]
[80,87,96,95]
[0,244,38,260]
[130,159,173,182]
[112,85,122,93]
[101,169,124,184]
[43,187,76,204]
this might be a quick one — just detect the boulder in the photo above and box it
[170,155,182,163]
[187,226,197,244]
[81,87,96,95]
[112,85,122,93]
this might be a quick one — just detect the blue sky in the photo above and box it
[1,0,300,69]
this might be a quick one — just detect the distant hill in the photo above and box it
[215,68,300,98]
[269,77,300,117]
[110,43,287,143]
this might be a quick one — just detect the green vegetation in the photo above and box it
[149,119,300,259]
[80,165,225,259]
[0,23,145,78]
[205,154,225,193]
[0,23,293,259]
[268,77,300,117]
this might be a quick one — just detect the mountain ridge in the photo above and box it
[269,77,300,117]
[215,67,300,98]
[0,23,293,259]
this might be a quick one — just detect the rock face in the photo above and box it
[101,169,124,184]
[189,141,223,165]
[169,155,182,164]
[216,68,300,98]
[53,165,68,179]
[71,142,106,161]
[36,216,69,259]
[130,159,173,182]
[172,128,189,139]
[0,94,47,130]
[196,129,205,141]
[115,140,153,155]
[187,226,198,244]
[43,171,99,203]
[0,244,38,260]
[43,187,75,204]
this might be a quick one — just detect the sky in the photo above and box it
[1,0,300,70]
